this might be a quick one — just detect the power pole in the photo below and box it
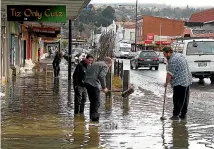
[135,0,138,52]
[68,20,72,80]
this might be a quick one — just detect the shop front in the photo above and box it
[10,22,23,67]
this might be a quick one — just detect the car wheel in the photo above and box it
[210,76,214,83]
[135,65,139,70]
[155,66,159,70]
[130,61,133,70]
[199,77,204,81]
[132,61,138,70]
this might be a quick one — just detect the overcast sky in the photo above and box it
[90,0,214,7]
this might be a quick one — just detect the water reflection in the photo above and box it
[69,115,101,148]
[1,62,214,149]
[72,115,86,147]
[105,98,112,111]
[86,122,100,148]
[122,98,129,116]
[53,78,60,95]
[67,80,72,107]
[170,121,189,149]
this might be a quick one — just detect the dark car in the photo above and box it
[130,50,160,70]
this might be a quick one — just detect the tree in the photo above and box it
[90,29,116,60]
[78,23,84,33]
[95,6,116,27]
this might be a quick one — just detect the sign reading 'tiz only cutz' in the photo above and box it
[7,5,66,23]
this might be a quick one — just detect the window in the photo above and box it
[140,51,157,57]
[186,41,214,55]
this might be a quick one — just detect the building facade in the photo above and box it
[136,15,184,45]
[183,8,214,38]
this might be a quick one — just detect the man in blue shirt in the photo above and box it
[163,47,192,120]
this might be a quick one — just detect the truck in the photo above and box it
[114,41,132,59]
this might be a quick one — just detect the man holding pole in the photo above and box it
[163,47,192,120]
[84,57,113,122]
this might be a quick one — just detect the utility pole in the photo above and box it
[135,0,138,52]
[160,23,162,51]
[68,20,72,80]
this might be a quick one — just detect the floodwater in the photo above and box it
[1,61,214,149]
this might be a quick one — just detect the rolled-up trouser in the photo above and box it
[85,83,100,121]
[53,65,60,77]
[74,86,87,114]
[173,85,190,117]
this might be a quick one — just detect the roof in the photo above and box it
[183,38,214,43]
[115,22,135,26]
[1,0,91,20]
[137,15,184,22]
[189,8,214,23]
[122,24,135,29]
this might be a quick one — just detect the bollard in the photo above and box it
[123,70,130,92]
[106,70,112,99]
[114,59,117,76]
[117,60,120,77]
[120,61,123,79]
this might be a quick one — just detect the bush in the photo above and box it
[112,76,122,90]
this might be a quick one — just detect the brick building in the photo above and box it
[136,16,184,45]
[188,8,214,31]
[183,8,214,38]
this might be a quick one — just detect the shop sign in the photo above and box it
[155,41,171,45]
[144,40,153,44]
[147,33,154,41]
[32,27,56,34]
[7,5,66,23]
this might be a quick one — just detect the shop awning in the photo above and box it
[155,41,171,45]
[1,0,91,20]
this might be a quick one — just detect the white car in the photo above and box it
[156,52,167,64]
[79,53,87,62]
[180,38,214,83]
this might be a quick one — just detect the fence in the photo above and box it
[106,59,130,99]
[114,59,123,78]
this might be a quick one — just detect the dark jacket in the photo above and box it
[52,53,61,67]
[84,61,108,89]
[73,60,88,87]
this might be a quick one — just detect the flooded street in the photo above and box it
[1,59,214,149]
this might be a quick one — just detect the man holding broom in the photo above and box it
[163,46,192,120]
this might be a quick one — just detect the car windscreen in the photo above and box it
[120,47,130,52]
[186,41,214,55]
[140,51,157,57]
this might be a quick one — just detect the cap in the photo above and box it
[162,46,173,53]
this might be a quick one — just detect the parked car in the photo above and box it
[179,38,214,83]
[156,52,167,64]
[130,50,160,70]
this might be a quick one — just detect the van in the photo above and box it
[114,42,131,59]
[181,38,214,83]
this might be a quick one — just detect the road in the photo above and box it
[1,58,214,149]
